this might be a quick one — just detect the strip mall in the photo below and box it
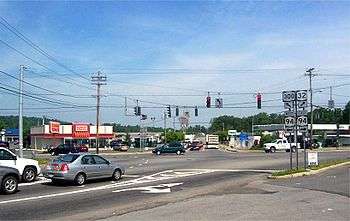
[30,122,114,149]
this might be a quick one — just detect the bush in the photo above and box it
[259,134,276,148]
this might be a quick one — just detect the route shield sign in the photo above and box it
[296,90,308,101]
[282,91,295,102]
[297,116,308,126]
[284,117,295,127]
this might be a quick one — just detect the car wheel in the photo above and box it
[176,150,181,155]
[156,151,161,155]
[270,147,276,153]
[1,175,18,194]
[74,173,86,186]
[112,169,122,181]
[22,167,37,183]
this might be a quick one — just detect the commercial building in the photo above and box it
[0,128,19,143]
[30,122,114,149]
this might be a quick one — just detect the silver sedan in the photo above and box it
[43,153,125,185]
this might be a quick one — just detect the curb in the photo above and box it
[268,161,350,179]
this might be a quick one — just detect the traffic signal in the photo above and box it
[134,106,141,115]
[206,95,211,108]
[167,105,171,118]
[194,106,198,116]
[175,107,179,117]
[215,98,223,108]
[257,93,262,109]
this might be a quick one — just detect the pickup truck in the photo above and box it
[263,139,300,153]
[0,147,41,182]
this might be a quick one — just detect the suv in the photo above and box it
[0,141,9,148]
[0,147,40,182]
[152,142,185,155]
[48,144,80,156]
[0,166,20,194]
[110,140,128,151]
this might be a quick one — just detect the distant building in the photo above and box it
[30,122,113,149]
[0,128,19,143]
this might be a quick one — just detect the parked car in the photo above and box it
[0,166,20,194]
[263,139,300,153]
[48,144,88,156]
[0,147,40,182]
[110,140,128,151]
[0,141,9,148]
[76,144,89,153]
[188,141,204,151]
[43,153,126,185]
[152,143,186,155]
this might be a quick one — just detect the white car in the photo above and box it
[263,139,300,153]
[0,147,41,182]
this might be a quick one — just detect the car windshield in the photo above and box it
[54,154,79,163]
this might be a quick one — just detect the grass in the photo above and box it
[272,158,350,177]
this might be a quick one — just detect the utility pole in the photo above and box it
[305,68,316,148]
[294,97,299,169]
[91,71,107,154]
[18,65,26,158]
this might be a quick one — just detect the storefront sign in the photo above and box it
[49,122,60,134]
[73,124,90,138]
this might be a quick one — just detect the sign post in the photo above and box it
[283,90,308,170]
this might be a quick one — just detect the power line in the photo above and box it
[0,70,91,99]
[0,38,95,91]
[0,16,90,81]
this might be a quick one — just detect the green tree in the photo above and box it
[165,131,185,143]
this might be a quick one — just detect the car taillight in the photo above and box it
[60,163,69,172]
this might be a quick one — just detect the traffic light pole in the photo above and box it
[164,112,167,143]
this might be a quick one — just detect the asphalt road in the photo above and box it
[0,149,349,220]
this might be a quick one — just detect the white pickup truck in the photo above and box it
[263,139,300,153]
[0,147,41,182]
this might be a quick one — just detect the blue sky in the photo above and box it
[0,1,349,127]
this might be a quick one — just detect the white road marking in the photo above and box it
[112,182,183,194]
[0,168,274,205]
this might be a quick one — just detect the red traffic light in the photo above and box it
[257,93,262,109]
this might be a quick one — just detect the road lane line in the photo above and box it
[0,169,270,205]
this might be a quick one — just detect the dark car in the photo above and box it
[152,143,185,155]
[76,145,89,153]
[110,140,128,151]
[48,144,80,156]
[0,141,9,148]
[0,166,20,194]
